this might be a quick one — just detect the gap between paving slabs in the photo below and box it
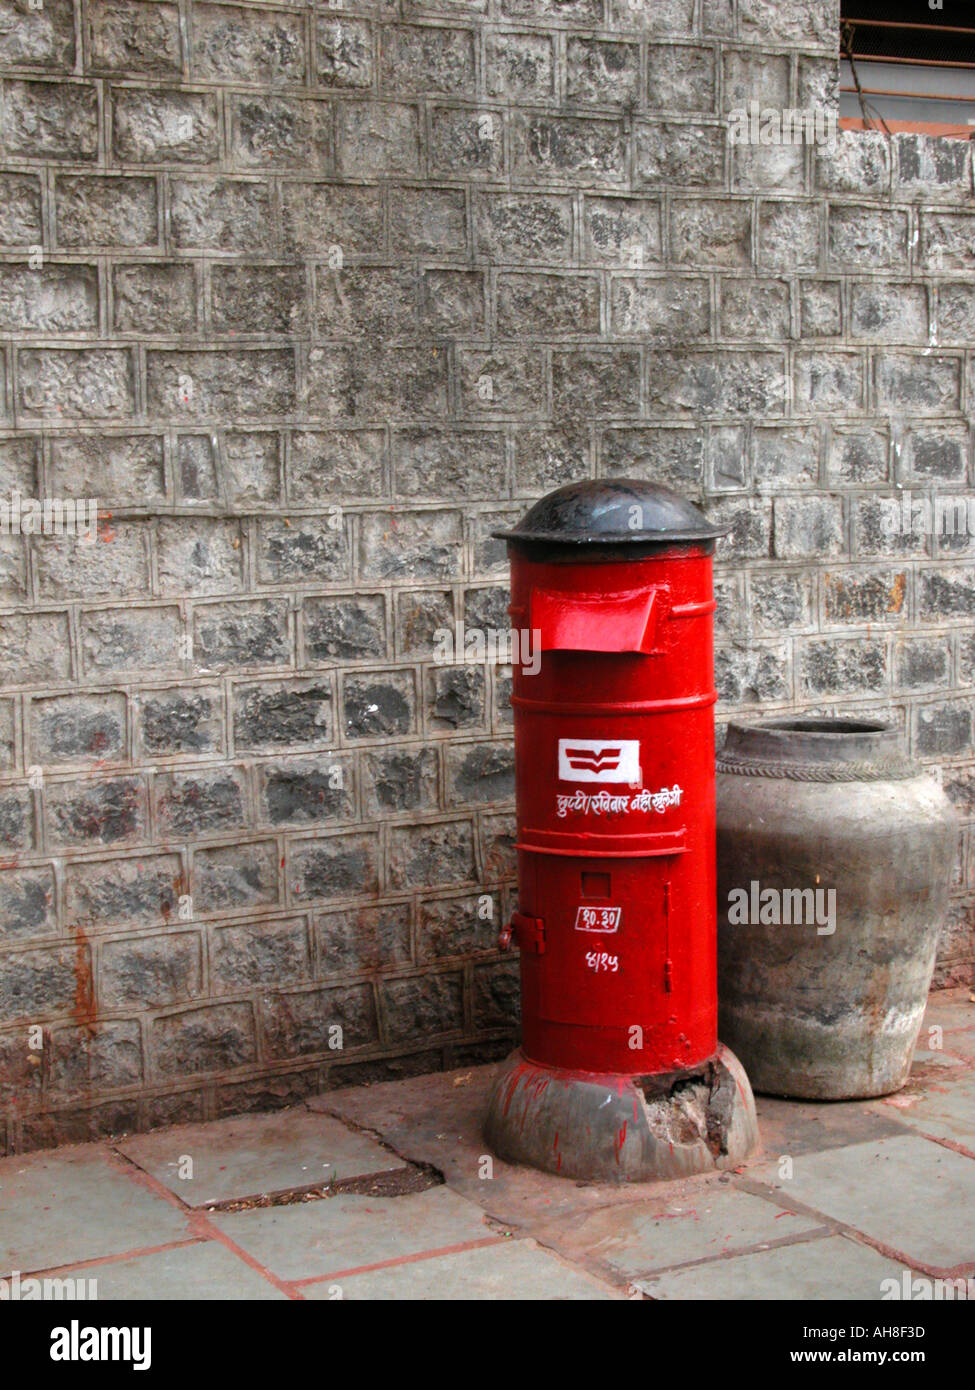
[114,1105,444,1213]
[0,1123,520,1300]
[111,1107,624,1299]
[114,1097,631,1296]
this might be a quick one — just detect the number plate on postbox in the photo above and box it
[574,906,621,933]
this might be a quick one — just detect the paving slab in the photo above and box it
[117,1108,404,1207]
[909,1048,967,1079]
[751,1092,907,1159]
[304,1237,620,1300]
[61,1239,288,1300]
[872,1072,975,1151]
[0,1148,190,1276]
[637,1234,906,1301]
[529,1180,826,1279]
[747,1133,975,1270]
[918,990,975,1061]
[935,1031,975,1063]
[210,1185,493,1282]
[921,988,975,1038]
[313,1063,722,1230]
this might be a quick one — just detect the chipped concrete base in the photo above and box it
[484,1044,759,1183]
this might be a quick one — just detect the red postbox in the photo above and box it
[484,480,758,1182]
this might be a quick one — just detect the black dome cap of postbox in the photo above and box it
[494,478,728,553]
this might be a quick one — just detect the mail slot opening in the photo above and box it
[581,871,611,899]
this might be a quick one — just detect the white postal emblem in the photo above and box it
[558,738,641,784]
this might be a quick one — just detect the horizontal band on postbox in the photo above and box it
[517,828,687,858]
[510,692,717,715]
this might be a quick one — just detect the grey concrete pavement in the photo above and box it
[1,988,973,1300]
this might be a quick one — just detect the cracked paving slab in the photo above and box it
[116,1108,406,1207]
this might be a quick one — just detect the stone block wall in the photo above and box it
[0,0,972,1151]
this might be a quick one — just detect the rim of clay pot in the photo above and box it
[721,717,906,767]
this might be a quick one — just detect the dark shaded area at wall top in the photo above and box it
[842,1,975,65]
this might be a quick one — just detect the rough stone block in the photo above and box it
[29,692,126,767]
[45,776,146,849]
[0,866,57,943]
[634,122,724,188]
[135,686,223,755]
[146,349,295,421]
[64,852,181,931]
[303,594,387,664]
[113,89,220,164]
[758,201,822,276]
[318,902,412,977]
[316,15,372,89]
[0,265,98,334]
[234,680,332,751]
[671,199,752,268]
[18,348,135,421]
[261,983,377,1059]
[211,916,310,992]
[0,173,43,245]
[195,4,305,84]
[171,178,274,253]
[100,931,203,1009]
[4,80,98,161]
[824,569,908,626]
[151,1002,257,1078]
[773,495,845,559]
[381,25,475,96]
[828,206,909,271]
[382,972,464,1044]
[258,755,354,828]
[474,192,572,263]
[343,670,416,739]
[192,840,279,915]
[229,95,331,171]
[0,0,75,69]
[361,747,439,817]
[336,102,421,177]
[288,832,381,902]
[387,818,476,890]
[211,265,306,336]
[426,665,486,731]
[155,767,247,838]
[485,30,554,101]
[0,946,83,1025]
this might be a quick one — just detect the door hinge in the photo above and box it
[509,911,546,955]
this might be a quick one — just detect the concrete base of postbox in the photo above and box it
[484,1044,759,1183]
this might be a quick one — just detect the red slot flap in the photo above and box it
[531,586,661,654]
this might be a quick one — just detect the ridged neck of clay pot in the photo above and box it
[721,718,905,767]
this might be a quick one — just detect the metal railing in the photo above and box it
[840,7,975,136]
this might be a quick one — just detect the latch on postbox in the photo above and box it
[499,911,545,955]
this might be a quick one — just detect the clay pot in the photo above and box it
[716,717,958,1100]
